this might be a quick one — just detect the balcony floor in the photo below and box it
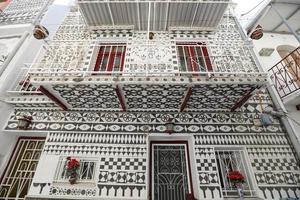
[30,75,267,112]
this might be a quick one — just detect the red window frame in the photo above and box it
[94,44,126,73]
[176,42,213,73]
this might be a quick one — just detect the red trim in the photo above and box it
[201,46,213,72]
[230,87,257,112]
[94,46,104,72]
[107,46,116,72]
[120,46,126,72]
[115,85,126,111]
[0,136,46,184]
[180,87,193,112]
[189,47,199,72]
[39,86,68,111]
[149,141,195,200]
[94,45,126,73]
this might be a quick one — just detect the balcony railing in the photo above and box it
[8,66,41,95]
[269,46,300,98]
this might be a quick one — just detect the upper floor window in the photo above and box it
[54,157,97,182]
[176,42,212,73]
[94,44,126,73]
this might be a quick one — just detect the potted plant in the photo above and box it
[66,157,80,184]
[17,115,33,130]
[227,170,245,198]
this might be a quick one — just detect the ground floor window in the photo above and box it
[54,157,97,182]
[215,148,255,197]
[0,137,45,200]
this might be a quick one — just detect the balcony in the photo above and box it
[269,46,300,100]
[78,0,230,31]
[2,41,268,112]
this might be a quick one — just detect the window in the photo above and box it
[215,148,255,197]
[176,42,212,73]
[94,44,126,73]
[0,138,45,200]
[54,158,97,182]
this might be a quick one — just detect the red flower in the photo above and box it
[66,158,80,170]
[227,171,245,183]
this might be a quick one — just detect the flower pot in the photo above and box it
[17,116,32,130]
[33,25,49,40]
[149,32,155,40]
[235,183,244,198]
[69,177,77,185]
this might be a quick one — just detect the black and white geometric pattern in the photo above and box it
[99,171,145,184]
[186,84,256,110]
[49,186,96,197]
[100,157,146,171]
[0,0,54,25]
[252,158,299,171]
[122,84,187,110]
[52,84,121,109]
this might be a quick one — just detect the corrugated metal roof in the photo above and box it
[78,1,230,31]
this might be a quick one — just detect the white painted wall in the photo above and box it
[252,33,300,157]
[252,32,299,72]
[0,0,74,179]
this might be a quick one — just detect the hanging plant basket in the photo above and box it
[33,25,49,40]
[17,115,33,130]
[249,25,263,40]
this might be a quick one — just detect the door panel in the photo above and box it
[152,143,191,200]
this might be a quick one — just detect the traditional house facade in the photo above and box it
[0,0,300,200]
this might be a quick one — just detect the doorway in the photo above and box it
[150,141,194,200]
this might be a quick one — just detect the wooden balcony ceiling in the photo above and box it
[78,0,230,31]
[33,79,266,112]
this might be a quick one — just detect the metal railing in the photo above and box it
[54,158,96,183]
[7,66,42,95]
[269,46,300,99]
[27,67,267,79]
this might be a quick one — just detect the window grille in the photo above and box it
[215,149,256,197]
[54,158,96,182]
[0,138,45,200]
[94,44,126,73]
[176,42,212,73]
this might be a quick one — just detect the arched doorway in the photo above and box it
[277,45,300,87]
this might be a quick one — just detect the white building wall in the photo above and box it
[252,33,299,72]
[252,33,300,152]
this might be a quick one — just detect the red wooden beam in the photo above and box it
[39,86,68,111]
[115,85,126,111]
[180,87,193,112]
[230,87,257,112]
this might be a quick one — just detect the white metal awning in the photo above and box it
[78,0,230,31]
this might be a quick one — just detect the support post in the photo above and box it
[39,86,68,111]
[115,85,126,111]
[230,87,257,112]
[180,87,192,112]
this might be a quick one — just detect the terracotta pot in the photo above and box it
[149,32,154,40]
[250,25,263,40]
[17,116,32,130]
[33,25,49,40]
[69,177,77,185]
